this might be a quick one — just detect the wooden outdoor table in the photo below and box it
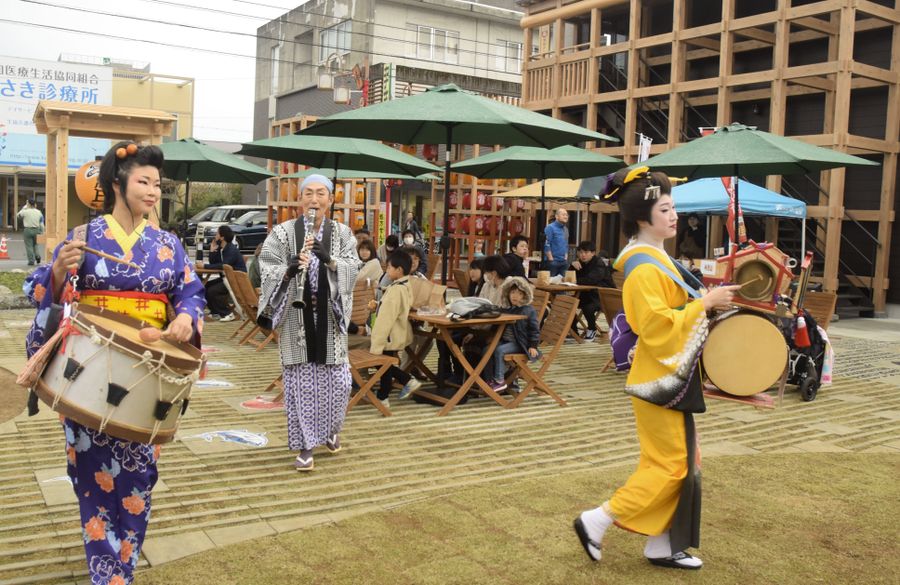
[530,280,600,343]
[407,311,525,416]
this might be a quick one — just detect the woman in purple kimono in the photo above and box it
[23,141,205,585]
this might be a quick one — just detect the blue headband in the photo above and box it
[299,174,334,193]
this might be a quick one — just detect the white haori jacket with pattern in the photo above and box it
[258,218,358,367]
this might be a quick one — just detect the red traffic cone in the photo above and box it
[0,234,9,260]
[794,315,811,348]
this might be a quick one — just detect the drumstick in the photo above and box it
[739,274,764,289]
[65,240,141,270]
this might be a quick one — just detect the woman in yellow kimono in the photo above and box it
[573,167,738,570]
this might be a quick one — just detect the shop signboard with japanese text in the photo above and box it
[0,55,112,168]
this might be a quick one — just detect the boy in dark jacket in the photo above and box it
[486,276,541,392]
[570,241,613,340]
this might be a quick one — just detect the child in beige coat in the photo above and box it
[369,251,421,407]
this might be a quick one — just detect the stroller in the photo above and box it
[784,309,828,402]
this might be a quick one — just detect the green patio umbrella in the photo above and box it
[639,123,879,244]
[282,168,439,181]
[283,167,439,229]
[239,135,440,217]
[299,83,618,283]
[238,135,441,179]
[452,145,623,252]
[160,137,276,242]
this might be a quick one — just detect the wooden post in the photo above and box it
[872,22,900,313]
[54,122,70,251]
[718,0,735,126]
[624,0,641,160]
[0,176,7,228]
[668,0,686,145]
[12,173,18,230]
[45,130,58,250]
[823,3,856,294]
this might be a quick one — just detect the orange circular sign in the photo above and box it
[75,160,104,210]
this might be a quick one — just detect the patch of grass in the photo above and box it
[0,271,27,293]
[138,453,900,585]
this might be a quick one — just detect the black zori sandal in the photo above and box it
[647,551,703,570]
[572,517,602,561]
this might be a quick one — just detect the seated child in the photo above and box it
[369,250,421,407]
[486,276,541,392]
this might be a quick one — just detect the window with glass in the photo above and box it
[319,20,351,64]
[416,25,460,64]
[270,44,280,94]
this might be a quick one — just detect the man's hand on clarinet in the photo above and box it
[311,240,331,265]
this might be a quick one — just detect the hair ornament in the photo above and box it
[602,165,653,202]
[116,142,141,160]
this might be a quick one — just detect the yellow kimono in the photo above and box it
[609,243,708,550]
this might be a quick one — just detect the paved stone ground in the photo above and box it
[0,309,898,584]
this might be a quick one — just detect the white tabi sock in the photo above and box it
[644,531,672,559]
[580,505,615,560]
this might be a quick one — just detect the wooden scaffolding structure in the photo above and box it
[519,0,899,315]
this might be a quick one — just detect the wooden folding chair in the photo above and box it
[503,294,579,408]
[222,265,255,340]
[230,269,277,351]
[453,268,470,294]
[347,349,398,416]
[426,253,440,281]
[802,291,837,331]
[531,287,550,322]
[597,287,624,372]
[348,282,375,349]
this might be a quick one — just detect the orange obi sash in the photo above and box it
[79,290,169,329]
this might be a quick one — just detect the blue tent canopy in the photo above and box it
[672,178,806,219]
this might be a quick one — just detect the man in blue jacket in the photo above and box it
[199,225,247,321]
[543,208,570,277]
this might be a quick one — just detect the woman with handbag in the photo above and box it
[572,167,738,569]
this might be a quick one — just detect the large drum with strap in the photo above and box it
[701,309,788,396]
[34,304,204,444]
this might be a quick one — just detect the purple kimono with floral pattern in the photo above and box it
[23,215,205,585]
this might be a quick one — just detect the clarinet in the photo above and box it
[256,208,317,329]
[292,208,318,309]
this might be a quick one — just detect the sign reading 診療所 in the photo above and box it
[0,55,112,168]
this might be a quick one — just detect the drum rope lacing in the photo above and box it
[53,309,201,440]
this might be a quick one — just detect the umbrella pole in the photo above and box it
[538,164,547,267]
[182,164,191,249]
[331,159,339,219]
[440,127,453,285]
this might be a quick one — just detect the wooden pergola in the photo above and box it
[33,101,176,251]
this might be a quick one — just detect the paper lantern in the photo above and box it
[450,172,459,185]
[334,184,345,203]
[423,144,439,161]
[355,185,366,204]
[401,144,416,156]
[515,199,525,211]
[508,218,523,235]
[474,216,485,235]
[74,160,104,210]
[476,191,488,210]
[333,210,344,223]
[449,191,459,208]
[459,216,470,234]
[462,192,472,209]
[353,212,365,230]
[448,214,459,232]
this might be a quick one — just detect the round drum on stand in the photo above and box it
[701,310,788,396]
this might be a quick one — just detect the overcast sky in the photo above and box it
[0,0,287,143]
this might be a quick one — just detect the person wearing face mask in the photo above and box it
[402,229,428,276]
